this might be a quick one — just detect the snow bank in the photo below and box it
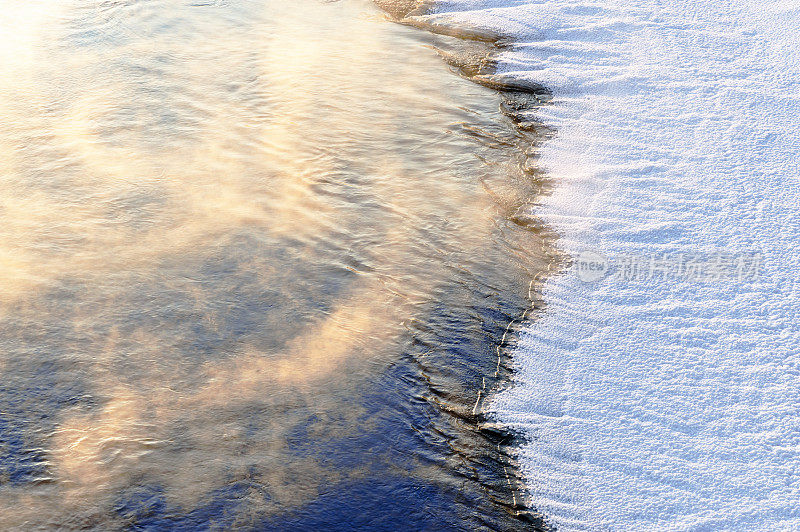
[417,1,800,530]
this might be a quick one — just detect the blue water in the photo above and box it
[0,0,550,529]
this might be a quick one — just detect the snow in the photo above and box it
[417,1,800,530]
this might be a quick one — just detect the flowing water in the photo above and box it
[0,0,551,529]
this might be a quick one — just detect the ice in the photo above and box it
[416,1,800,530]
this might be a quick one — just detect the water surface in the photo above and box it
[0,0,549,529]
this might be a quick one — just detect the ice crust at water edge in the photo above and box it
[416,1,800,530]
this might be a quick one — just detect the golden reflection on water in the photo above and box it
[0,0,546,528]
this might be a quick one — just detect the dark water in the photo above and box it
[0,0,552,529]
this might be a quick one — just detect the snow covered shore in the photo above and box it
[416,1,800,529]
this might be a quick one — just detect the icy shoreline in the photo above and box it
[416,1,800,530]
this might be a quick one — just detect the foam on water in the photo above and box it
[416,0,800,530]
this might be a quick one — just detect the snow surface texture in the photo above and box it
[415,1,800,530]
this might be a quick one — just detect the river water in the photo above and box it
[0,0,551,529]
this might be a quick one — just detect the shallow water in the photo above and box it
[0,0,549,529]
